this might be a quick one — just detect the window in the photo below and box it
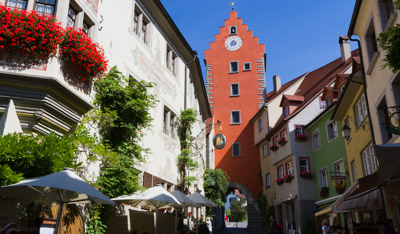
[333,159,345,177]
[294,125,304,135]
[377,96,393,143]
[67,6,77,28]
[166,45,177,75]
[312,129,321,151]
[278,165,285,179]
[319,167,329,188]
[35,0,57,16]
[230,83,240,96]
[365,20,378,63]
[267,142,272,155]
[243,62,251,71]
[231,110,241,124]
[273,136,279,147]
[353,94,368,128]
[163,106,176,139]
[379,0,394,30]
[82,21,90,34]
[284,105,289,118]
[326,120,338,142]
[265,173,271,188]
[258,117,263,132]
[286,161,294,175]
[229,61,239,73]
[362,144,378,176]
[262,143,268,158]
[232,142,241,157]
[230,26,237,35]
[319,97,326,109]
[299,157,310,173]
[133,5,150,44]
[351,160,358,182]
[6,0,28,10]
[280,130,287,142]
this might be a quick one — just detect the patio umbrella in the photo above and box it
[112,186,182,234]
[187,193,216,234]
[170,190,198,234]
[0,167,116,234]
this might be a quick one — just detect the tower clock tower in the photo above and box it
[205,10,266,199]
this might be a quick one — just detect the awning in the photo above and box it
[315,206,332,217]
[374,143,400,181]
[332,172,385,213]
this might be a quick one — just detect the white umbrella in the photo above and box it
[112,186,182,234]
[170,190,199,234]
[187,193,216,234]
[0,167,116,234]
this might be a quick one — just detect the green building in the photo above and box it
[305,96,350,232]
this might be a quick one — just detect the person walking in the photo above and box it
[288,218,296,234]
[270,216,277,234]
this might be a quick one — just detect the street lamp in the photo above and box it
[341,124,351,140]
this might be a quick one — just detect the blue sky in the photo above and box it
[160,0,357,94]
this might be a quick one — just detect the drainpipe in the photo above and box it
[184,51,198,110]
[348,36,376,145]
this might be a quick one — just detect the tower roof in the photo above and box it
[0,99,23,136]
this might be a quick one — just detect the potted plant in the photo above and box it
[278,137,287,146]
[300,171,312,179]
[276,178,285,185]
[269,144,279,152]
[295,133,308,142]
[284,174,294,183]
[320,187,329,198]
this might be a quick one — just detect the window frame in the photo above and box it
[162,106,177,139]
[34,0,57,16]
[299,157,310,173]
[319,167,329,188]
[262,143,268,158]
[230,83,240,96]
[243,62,251,71]
[258,117,263,132]
[277,165,285,179]
[319,96,326,109]
[361,143,378,176]
[133,4,150,45]
[353,94,368,128]
[326,120,339,142]
[332,159,345,177]
[229,25,237,35]
[229,61,239,73]
[67,6,77,28]
[6,0,28,10]
[378,0,395,31]
[232,142,241,157]
[230,110,241,124]
[267,141,272,155]
[312,129,321,151]
[284,105,290,118]
[286,160,294,176]
[280,129,287,142]
[365,19,379,64]
[265,173,271,188]
[351,160,358,183]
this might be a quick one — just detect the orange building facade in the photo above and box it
[205,11,265,198]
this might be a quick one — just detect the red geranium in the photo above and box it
[0,5,63,62]
[276,177,285,185]
[60,28,108,81]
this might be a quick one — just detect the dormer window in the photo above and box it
[284,105,289,118]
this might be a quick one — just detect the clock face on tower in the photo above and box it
[225,36,242,51]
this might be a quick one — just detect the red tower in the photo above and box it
[205,11,265,198]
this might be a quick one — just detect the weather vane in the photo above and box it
[229,2,235,11]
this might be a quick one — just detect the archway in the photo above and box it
[226,182,264,231]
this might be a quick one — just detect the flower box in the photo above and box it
[278,137,287,146]
[269,145,279,152]
[320,187,329,198]
[300,171,312,179]
[295,133,308,142]
[284,174,294,183]
[276,178,285,185]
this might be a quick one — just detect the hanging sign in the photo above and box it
[213,134,226,149]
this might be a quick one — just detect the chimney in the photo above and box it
[339,36,351,62]
[273,75,281,92]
